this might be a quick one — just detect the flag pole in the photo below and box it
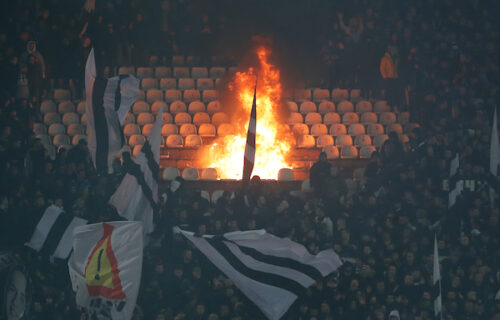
[434,234,443,320]
[242,75,258,183]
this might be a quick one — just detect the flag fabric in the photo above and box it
[25,205,87,260]
[178,228,342,320]
[242,85,257,181]
[68,221,143,320]
[433,235,443,319]
[448,153,462,208]
[490,107,500,207]
[449,153,459,177]
[109,107,163,235]
[448,180,464,208]
[85,48,140,173]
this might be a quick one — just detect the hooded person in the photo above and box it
[20,41,46,102]
[389,310,400,320]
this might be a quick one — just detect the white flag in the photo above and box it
[179,228,342,320]
[109,107,163,235]
[433,235,442,319]
[448,180,464,208]
[68,221,143,320]
[85,48,140,173]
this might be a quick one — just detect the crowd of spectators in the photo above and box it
[1,0,500,319]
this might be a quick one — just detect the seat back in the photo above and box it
[286,112,303,125]
[132,101,150,114]
[305,112,322,125]
[185,135,202,147]
[161,124,178,136]
[197,78,214,90]
[342,112,360,125]
[188,101,206,114]
[348,123,366,136]
[178,78,195,90]
[300,101,317,114]
[296,135,315,148]
[317,134,334,147]
[193,112,211,125]
[337,100,354,114]
[179,123,197,136]
[174,112,192,125]
[198,123,216,136]
[137,113,155,126]
[312,89,330,102]
[292,123,309,136]
[160,78,177,90]
[355,100,373,113]
[146,89,163,103]
[212,112,229,126]
[310,124,328,136]
[202,90,218,103]
[124,123,141,136]
[165,134,183,147]
[335,134,353,146]
[323,145,339,159]
[329,123,347,136]
[191,67,208,79]
[318,101,335,114]
[170,100,187,114]
[207,101,222,114]
[155,67,171,78]
[340,145,358,159]
[183,89,201,103]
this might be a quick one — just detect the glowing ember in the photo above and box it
[199,46,294,180]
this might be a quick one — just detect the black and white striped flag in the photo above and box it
[242,85,257,181]
[25,205,87,260]
[109,107,163,235]
[85,48,139,173]
[448,153,462,208]
[433,235,443,319]
[178,228,342,320]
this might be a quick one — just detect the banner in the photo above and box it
[68,221,143,320]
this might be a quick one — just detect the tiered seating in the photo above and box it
[280,89,417,159]
[41,66,417,162]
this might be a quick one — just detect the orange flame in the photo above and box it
[199,46,294,180]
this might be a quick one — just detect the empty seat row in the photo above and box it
[35,133,87,148]
[124,110,228,126]
[289,88,380,104]
[141,78,217,90]
[41,100,82,115]
[45,123,85,136]
[140,89,217,103]
[296,133,393,148]
[321,145,376,159]
[287,111,406,125]
[291,122,404,136]
[164,134,202,148]
[287,100,393,114]
[43,112,81,126]
[131,100,222,115]
[128,133,205,148]
[118,66,228,79]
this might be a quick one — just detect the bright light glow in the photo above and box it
[198,46,294,180]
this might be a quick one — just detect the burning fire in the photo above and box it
[199,46,294,180]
